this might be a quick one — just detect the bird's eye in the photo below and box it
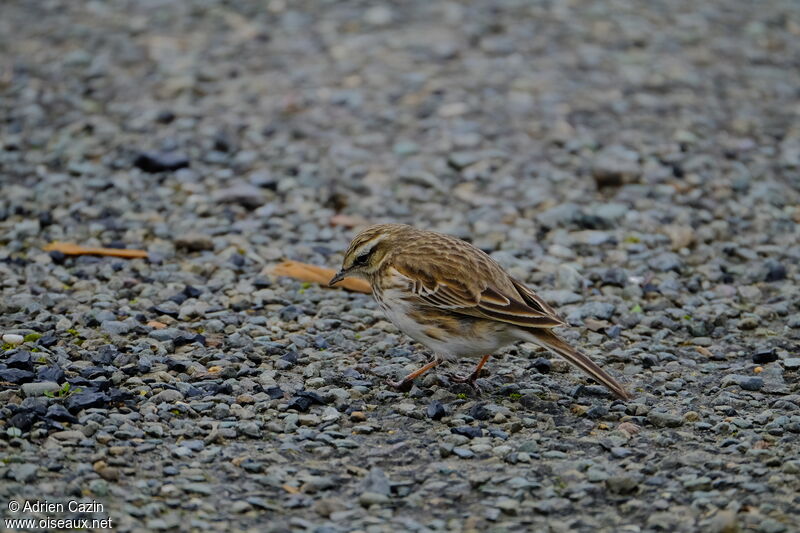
[353,252,370,267]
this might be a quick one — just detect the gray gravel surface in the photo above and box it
[2,1,800,532]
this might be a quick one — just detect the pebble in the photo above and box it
[2,334,24,345]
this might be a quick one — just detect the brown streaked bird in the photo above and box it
[329,224,631,401]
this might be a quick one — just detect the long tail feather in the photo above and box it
[523,329,632,401]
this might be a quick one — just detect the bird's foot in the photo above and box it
[386,378,414,393]
[447,373,483,395]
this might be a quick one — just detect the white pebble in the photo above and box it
[2,334,24,345]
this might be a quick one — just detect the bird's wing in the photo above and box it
[391,259,565,329]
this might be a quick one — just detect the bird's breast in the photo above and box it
[373,285,515,359]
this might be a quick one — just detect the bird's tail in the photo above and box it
[521,329,632,401]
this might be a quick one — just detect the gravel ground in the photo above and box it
[2,0,800,532]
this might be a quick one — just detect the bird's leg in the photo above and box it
[386,359,440,392]
[449,354,491,389]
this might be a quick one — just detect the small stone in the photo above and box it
[151,389,184,403]
[427,401,446,420]
[782,358,800,370]
[705,509,738,533]
[65,390,109,413]
[101,320,132,335]
[359,492,390,506]
[2,334,24,345]
[592,145,640,186]
[453,447,475,459]
[683,411,700,422]
[531,358,552,373]
[763,260,787,282]
[723,374,763,392]
[175,233,214,252]
[606,475,638,494]
[663,225,694,250]
[134,151,189,173]
[647,410,684,428]
[21,381,61,397]
[451,426,482,439]
[231,501,252,513]
[11,463,39,482]
[393,403,416,416]
[752,348,778,364]
[649,252,684,272]
[350,411,367,422]
[212,183,266,209]
[51,430,85,441]
[495,497,518,515]
[5,350,33,370]
[93,461,120,481]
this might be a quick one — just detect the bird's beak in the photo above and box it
[329,270,347,287]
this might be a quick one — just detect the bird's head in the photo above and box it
[329,224,410,286]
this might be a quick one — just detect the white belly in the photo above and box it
[375,288,516,360]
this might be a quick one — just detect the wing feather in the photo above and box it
[391,259,565,329]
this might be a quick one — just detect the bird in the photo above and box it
[329,223,631,401]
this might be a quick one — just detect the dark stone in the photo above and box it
[606,325,622,338]
[133,151,189,173]
[93,345,118,365]
[5,350,33,370]
[213,131,233,153]
[313,336,328,349]
[287,396,313,412]
[753,348,778,364]
[80,366,109,379]
[0,366,35,384]
[174,334,206,347]
[734,376,763,391]
[169,292,188,305]
[489,429,509,440]
[166,358,190,372]
[469,402,491,421]
[107,388,134,403]
[37,365,65,383]
[611,447,633,459]
[764,260,786,282]
[10,411,37,431]
[183,285,203,298]
[602,268,627,287]
[45,404,78,423]
[38,334,58,347]
[253,277,271,289]
[641,354,659,368]
[151,304,179,318]
[65,390,110,413]
[183,385,203,398]
[137,359,152,374]
[427,401,446,420]
[156,110,175,124]
[49,250,67,264]
[265,386,284,399]
[586,405,609,419]
[297,390,327,404]
[281,351,299,364]
[451,426,483,439]
[229,253,245,267]
[531,357,552,374]
[279,305,303,321]
[341,368,363,379]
